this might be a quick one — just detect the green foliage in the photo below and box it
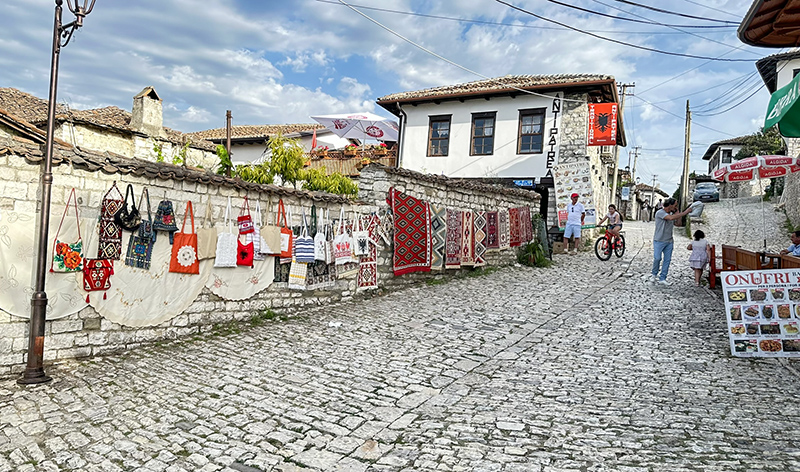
[264,133,307,188]
[216,145,233,176]
[172,140,191,166]
[301,167,359,196]
[153,141,165,163]
[735,127,786,159]
[251,308,278,326]
[517,240,552,268]
[233,164,273,184]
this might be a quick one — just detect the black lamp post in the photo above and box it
[18,0,97,386]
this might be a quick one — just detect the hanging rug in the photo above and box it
[445,209,462,269]
[486,211,499,250]
[509,207,522,247]
[474,211,487,267]
[498,209,510,250]
[461,210,475,267]
[389,187,431,276]
[357,214,381,291]
[429,204,447,271]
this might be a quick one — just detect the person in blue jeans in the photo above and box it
[651,198,691,286]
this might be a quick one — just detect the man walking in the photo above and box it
[563,193,585,255]
[651,198,691,285]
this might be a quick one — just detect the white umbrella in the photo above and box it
[310,112,399,143]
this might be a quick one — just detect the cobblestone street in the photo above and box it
[2,200,799,471]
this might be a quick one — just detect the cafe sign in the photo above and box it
[764,71,800,137]
[722,269,800,357]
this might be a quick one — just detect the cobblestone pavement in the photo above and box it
[693,197,789,252]
[2,216,800,471]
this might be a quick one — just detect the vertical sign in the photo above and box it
[545,93,563,179]
[588,103,618,146]
[553,161,597,229]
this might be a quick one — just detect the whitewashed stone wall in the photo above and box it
[0,148,539,377]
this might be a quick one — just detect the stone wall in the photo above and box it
[0,138,539,377]
[783,137,800,228]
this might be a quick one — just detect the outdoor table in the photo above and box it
[757,252,781,269]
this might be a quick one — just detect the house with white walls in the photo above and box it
[376,74,625,222]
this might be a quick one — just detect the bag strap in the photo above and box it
[53,188,82,243]
[310,205,317,233]
[288,206,294,234]
[181,201,195,234]
[301,209,309,237]
[277,199,287,228]
[240,196,251,218]
[102,181,123,201]
[255,200,263,227]
[123,184,137,210]
[138,187,152,222]
[338,207,345,234]
[225,196,233,233]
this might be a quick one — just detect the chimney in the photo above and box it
[131,86,165,137]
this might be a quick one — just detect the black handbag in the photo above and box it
[114,183,141,231]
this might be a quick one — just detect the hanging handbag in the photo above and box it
[169,201,200,275]
[83,218,113,302]
[196,201,218,260]
[124,187,156,270]
[238,196,255,234]
[277,199,293,259]
[324,209,335,265]
[114,183,142,232]
[314,208,327,261]
[260,197,281,255]
[295,210,316,264]
[153,197,179,244]
[97,181,124,259]
[334,208,354,265]
[214,197,238,268]
[51,188,84,273]
[245,200,266,261]
[288,239,308,290]
[352,213,369,256]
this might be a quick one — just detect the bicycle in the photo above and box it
[594,225,625,260]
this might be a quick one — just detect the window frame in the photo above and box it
[427,114,452,157]
[470,111,497,156]
[517,108,546,155]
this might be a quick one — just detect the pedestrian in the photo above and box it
[651,197,692,285]
[687,229,711,287]
[562,192,585,255]
[779,230,800,256]
[641,201,650,222]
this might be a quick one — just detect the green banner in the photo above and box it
[764,71,800,137]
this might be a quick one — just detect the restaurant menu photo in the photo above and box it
[553,161,596,229]
[722,269,800,357]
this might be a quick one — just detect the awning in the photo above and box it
[764,71,800,137]
[739,0,800,47]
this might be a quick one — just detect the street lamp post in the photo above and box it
[18,0,97,386]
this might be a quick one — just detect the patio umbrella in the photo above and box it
[310,112,399,144]
[712,155,800,252]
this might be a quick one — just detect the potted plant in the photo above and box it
[373,142,388,156]
[313,145,329,158]
[344,143,358,157]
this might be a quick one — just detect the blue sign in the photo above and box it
[513,179,534,187]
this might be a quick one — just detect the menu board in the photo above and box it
[553,161,597,229]
[722,269,800,357]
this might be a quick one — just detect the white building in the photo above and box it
[701,137,747,174]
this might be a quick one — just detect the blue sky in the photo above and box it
[0,0,781,194]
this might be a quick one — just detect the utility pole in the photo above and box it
[610,82,634,208]
[631,146,640,183]
[225,110,232,177]
[680,100,691,209]
[650,175,657,208]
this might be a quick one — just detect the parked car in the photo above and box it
[693,182,719,202]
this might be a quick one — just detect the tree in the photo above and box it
[735,127,786,159]
[264,133,306,188]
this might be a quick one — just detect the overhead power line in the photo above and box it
[693,83,766,117]
[633,95,737,137]
[495,0,754,62]
[678,0,742,19]
[613,0,739,24]
[542,0,735,28]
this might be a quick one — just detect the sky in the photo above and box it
[0,0,784,194]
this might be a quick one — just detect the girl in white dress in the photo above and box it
[687,230,711,287]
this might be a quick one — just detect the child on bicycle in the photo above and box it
[687,229,711,287]
[597,204,623,239]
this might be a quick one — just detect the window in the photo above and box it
[471,112,496,155]
[721,149,732,164]
[517,108,545,154]
[428,115,451,156]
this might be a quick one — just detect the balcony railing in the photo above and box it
[305,148,397,177]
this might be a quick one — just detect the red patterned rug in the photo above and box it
[498,209,510,250]
[461,210,475,266]
[358,214,381,290]
[445,209,462,269]
[509,207,522,247]
[389,188,431,276]
[486,211,499,250]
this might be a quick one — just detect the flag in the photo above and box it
[311,129,317,149]
[588,103,618,146]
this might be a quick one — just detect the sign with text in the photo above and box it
[553,161,597,230]
[588,103,618,146]
[722,269,800,357]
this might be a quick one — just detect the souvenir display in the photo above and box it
[352,213,369,256]
[114,183,142,232]
[153,198,179,244]
[521,206,533,243]
[314,208,328,261]
[196,201,218,260]
[509,207,521,247]
[238,196,254,234]
[245,200,266,261]
[259,199,281,256]
[169,201,199,275]
[430,204,446,270]
[461,210,475,267]
[357,214,381,291]
[98,181,124,259]
[474,211,487,267]
[389,187,431,276]
[281,208,296,265]
[486,211,499,250]
[445,209,462,269]
[274,254,291,283]
[236,234,254,268]
[214,197,237,268]
[554,161,597,229]
[51,188,84,273]
[334,208,354,265]
[295,211,316,264]
[498,209,510,250]
[124,188,156,270]
[277,199,293,259]
[83,258,114,302]
[288,239,308,290]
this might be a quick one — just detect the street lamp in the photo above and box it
[18,0,97,386]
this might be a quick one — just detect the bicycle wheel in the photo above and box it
[614,234,626,258]
[595,237,612,261]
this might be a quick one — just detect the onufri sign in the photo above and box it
[722,269,800,357]
[588,103,617,146]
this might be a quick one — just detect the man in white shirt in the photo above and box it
[563,193,585,255]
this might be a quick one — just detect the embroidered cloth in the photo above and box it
[357,214,381,291]
[461,210,475,267]
[206,256,275,301]
[98,185,124,259]
[498,209,510,250]
[445,209,462,269]
[389,188,431,276]
[306,259,336,290]
[520,206,533,243]
[430,204,446,271]
[486,211,499,250]
[474,211,487,267]
[509,207,522,247]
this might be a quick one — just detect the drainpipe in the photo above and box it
[396,102,406,168]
